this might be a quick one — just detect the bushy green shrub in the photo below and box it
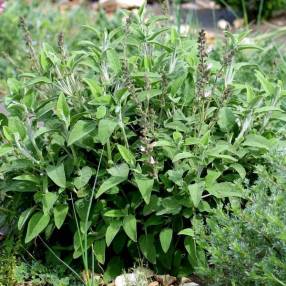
[195,150,286,285]
[1,5,286,283]
[215,0,286,20]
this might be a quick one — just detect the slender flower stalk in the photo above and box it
[196,29,209,99]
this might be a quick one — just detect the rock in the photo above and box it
[148,282,159,286]
[205,31,216,45]
[180,277,192,284]
[217,19,230,30]
[115,272,148,286]
[233,18,244,29]
[115,274,137,286]
[182,283,200,286]
[155,275,176,286]
[99,0,144,13]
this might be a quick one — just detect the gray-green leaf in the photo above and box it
[139,234,156,264]
[188,182,204,208]
[123,215,137,242]
[56,93,70,127]
[96,176,127,198]
[98,119,117,145]
[54,205,69,229]
[135,176,154,204]
[94,239,106,264]
[74,166,93,189]
[159,228,173,253]
[106,221,122,246]
[25,212,50,243]
[67,120,95,146]
[218,107,236,132]
[117,145,136,166]
[47,164,66,188]
[18,207,35,231]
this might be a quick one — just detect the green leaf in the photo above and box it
[159,228,173,253]
[243,134,271,150]
[47,164,66,188]
[96,175,127,198]
[107,49,121,74]
[134,176,154,204]
[230,163,246,179]
[218,107,236,132]
[207,182,244,198]
[147,27,169,41]
[255,70,275,95]
[107,163,129,178]
[74,166,93,189]
[25,212,50,243]
[123,215,137,242]
[96,106,107,119]
[26,76,52,86]
[98,119,117,145]
[104,209,126,217]
[94,239,106,264]
[83,78,103,97]
[18,207,35,231]
[184,237,197,267]
[178,228,195,237]
[188,182,204,208]
[172,152,193,162]
[139,234,156,264]
[56,93,70,127]
[0,144,13,157]
[8,117,26,140]
[106,221,122,246]
[67,120,95,146]
[13,174,41,184]
[42,192,58,215]
[54,205,69,229]
[205,170,221,188]
[117,145,136,166]
[103,257,123,283]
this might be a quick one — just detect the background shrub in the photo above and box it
[215,0,286,20]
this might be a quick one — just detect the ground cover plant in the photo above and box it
[1,1,286,285]
[195,150,286,285]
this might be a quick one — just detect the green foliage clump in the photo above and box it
[215,0,286,20]
[195,151,286,285]
[1,4,286,283]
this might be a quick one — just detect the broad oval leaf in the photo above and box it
[74,166,93,189]
[96,176,127,199]
[188,182,204,208]
[134,176,154,204]
[56,93,70,127]
[123,215,137,242]
[178,228,195,237]
[159,228,173,253]
[117,145,136,166]
[67,120,95,146]
[46,164,66,188]
[139,234,156,264]
[42,192,58,215]
[54,205,69,229]
[106,221,122,246]
[98,119,117,145]
[25,212,50,243]
[94,239,106,264]
[18,207,35,231]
